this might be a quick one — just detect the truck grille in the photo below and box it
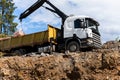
[92,33,102,48]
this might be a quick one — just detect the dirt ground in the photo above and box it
[0,41,120,80]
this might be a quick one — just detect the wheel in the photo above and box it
[67,41,80,52]
[12,49,26,56]
[12,50,22,56]
[19,49,27,54]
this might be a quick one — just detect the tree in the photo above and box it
[0,0,17,35]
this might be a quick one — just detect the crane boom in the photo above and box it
[45,1,68,23]
[19,0,68,23]
[19,0,47,21]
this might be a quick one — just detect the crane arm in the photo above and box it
[42,6,56,13]
[19,0,47,21]
[19,0,68,23]
[45,1,68,22]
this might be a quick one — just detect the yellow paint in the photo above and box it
[0,25,58,51]
[48,25,57,42]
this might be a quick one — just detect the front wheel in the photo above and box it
[67,41,80,52]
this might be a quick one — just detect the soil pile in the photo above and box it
[0,41,120,80]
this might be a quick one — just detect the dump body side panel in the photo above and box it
[0,38,11,50]
[0,25,58,51]
[0,31,48,51]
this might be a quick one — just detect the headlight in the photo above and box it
[87,39,93,43]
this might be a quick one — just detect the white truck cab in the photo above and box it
[63,15,101,51]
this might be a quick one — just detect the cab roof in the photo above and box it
[67,15,100,26]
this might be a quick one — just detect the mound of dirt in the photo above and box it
[0,51,120,79]
[102,41,120,49]
[0,41,120,80]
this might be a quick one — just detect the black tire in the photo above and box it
[12,50,22,56]
[12,49,26,56]
[67,41,80,52]
[20,49,27,54]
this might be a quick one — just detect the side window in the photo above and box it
[74,19,81,28]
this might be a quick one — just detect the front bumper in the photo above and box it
[81,38,101,48]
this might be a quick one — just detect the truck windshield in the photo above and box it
[86,18,100,35]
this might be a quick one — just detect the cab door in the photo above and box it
[73,19,87,39]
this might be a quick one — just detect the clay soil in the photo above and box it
[0,41,120,80]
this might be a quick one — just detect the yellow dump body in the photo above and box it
[0,25,59,51]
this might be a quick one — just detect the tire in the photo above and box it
[67,41,80,52]
[20,49,26,54]
[12,49,26,56]
[12,50,22,56]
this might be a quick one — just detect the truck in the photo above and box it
[0,0,101,55]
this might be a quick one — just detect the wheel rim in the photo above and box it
[69,44,77,52]
[67,41,80,52]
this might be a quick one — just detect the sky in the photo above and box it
[13,0,120,43]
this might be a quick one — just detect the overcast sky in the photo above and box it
[13,0,120,43]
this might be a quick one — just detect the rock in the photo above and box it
[0,68,10,76]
